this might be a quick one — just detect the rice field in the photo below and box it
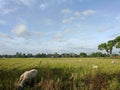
[1,58,120,90]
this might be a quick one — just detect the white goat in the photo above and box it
[111,60,116,64]
[18,69,38,90]
[92,65,98,69]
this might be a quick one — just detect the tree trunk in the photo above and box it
[109,49,112,57]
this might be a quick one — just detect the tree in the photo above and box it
[80,52,87,57]
[61,53,70,58]
[98,43,108,53]
[107,40,116,55]
[115,36,120,48]
[54,52,60,58]
[27,53,33,58]
[15,52,22,58]
[89,52,104,57]
[98,40,116,56]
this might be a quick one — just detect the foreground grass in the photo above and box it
[0,58,120,90]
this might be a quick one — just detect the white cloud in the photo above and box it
[64,29,77,33]
[54,32,63,41]
[2,8,17,15]
[62,9,96,24]
[15,0,35,6]
[0,0,36,12]
[82,9,95,16]
[74,10,95,17]
[74,11,85,20]
[0,0,17,15]
[33,31,43,35]
[39,3,47,10]
[74,11,81,16]
[44,19,54,25]
[12,24,43,38]
[62,17,75,24]
[12,24,28,37]
[0,33,12,39]
[61,8,72,14]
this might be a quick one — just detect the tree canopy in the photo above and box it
[98,36,120,56]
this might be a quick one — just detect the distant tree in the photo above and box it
[71,53,78,57]
[61,53,69,58]
[27,53,33,58]
[15,52,22,58]
[22,53,26,58]
[89,52,104,57]
[0,55,2,58]
[35,53,42,58]
[54,52,60,58]
[3,54,9,58]
[80,52,87,57]
[47,54,53,58]
[41,53,46,58]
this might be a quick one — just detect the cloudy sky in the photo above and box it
[0,0,120,54]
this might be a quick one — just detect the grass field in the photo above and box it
[1,58,120,90]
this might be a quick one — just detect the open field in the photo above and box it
[1,58,120,90]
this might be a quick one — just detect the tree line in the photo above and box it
[0,52,117,58]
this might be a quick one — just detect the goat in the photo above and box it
[18,69,38,90]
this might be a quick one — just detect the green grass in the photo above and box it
[1,58,120,90]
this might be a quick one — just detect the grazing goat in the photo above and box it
[18,69,38,90]
[92,65,98,69]
[111,60,116,64]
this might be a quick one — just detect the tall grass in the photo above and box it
[0,58,120,90]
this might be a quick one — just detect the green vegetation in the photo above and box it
[1,58,120,90]
[0,52,112,58]
[98,36,120,56]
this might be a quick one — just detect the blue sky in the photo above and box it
[0,0,120,54]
